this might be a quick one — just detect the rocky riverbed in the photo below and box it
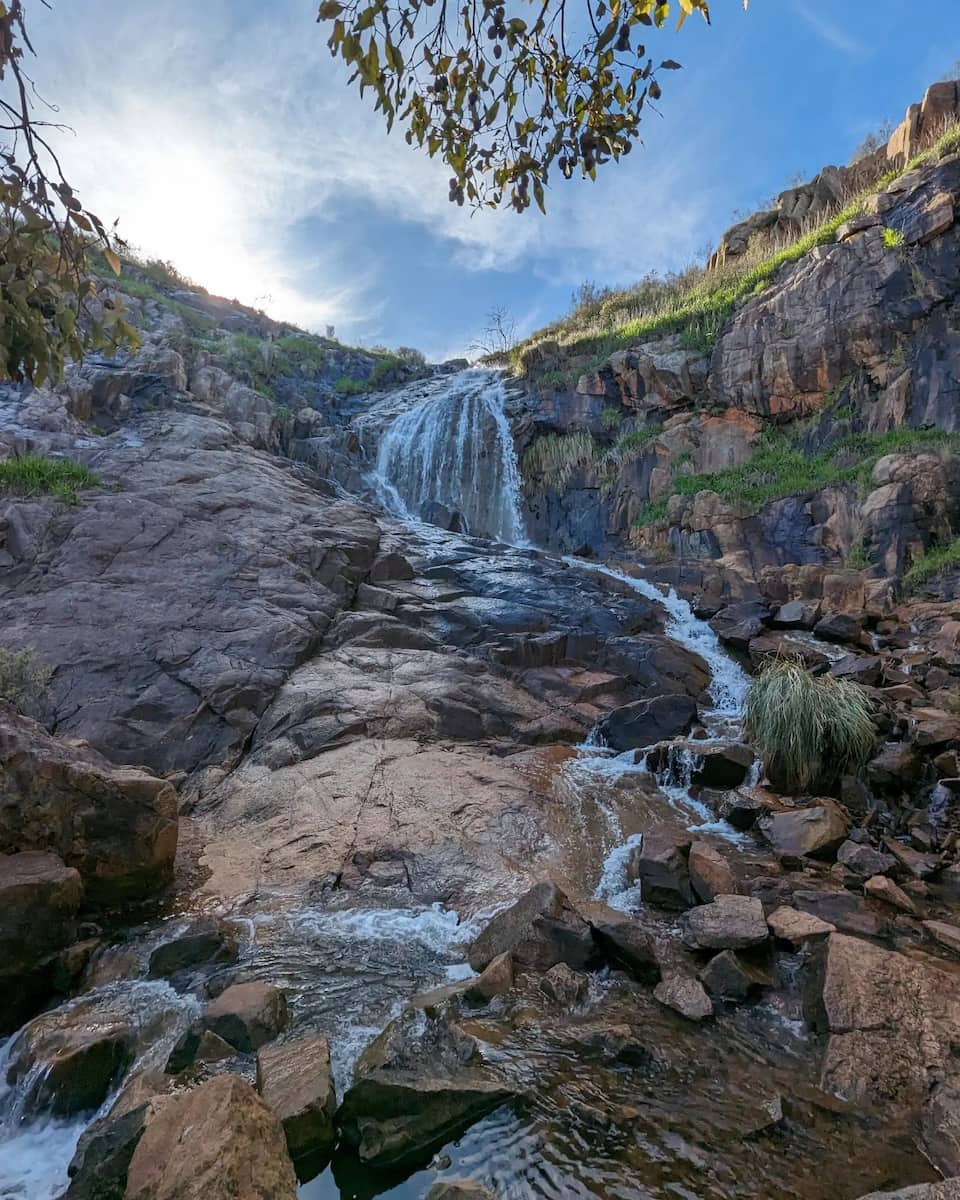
[1,260,960,1200]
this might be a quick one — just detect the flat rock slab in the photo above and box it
[681,895,768,951]
[758,802,849,859]
[767,906,836,945]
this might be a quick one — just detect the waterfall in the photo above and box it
[372,369,527,545]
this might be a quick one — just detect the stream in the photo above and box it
[0,369,932,1200]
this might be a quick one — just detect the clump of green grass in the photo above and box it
[744,657,876,794]
[846,538,869,570]
[600,406,622,431]
[521,431,598,492]
[903,538,960,594]
[633,427,960,526]
[883,226,906,249]
[0,646,52,713]
[0,454,99,504]
[334,377,370,396]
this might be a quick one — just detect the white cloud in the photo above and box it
[791,2,866,58]
[24,0,718,345]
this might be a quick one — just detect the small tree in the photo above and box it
[743,657,876,794]
[0,645,52,714]
[471,304,517,358]
[1,2,137,384]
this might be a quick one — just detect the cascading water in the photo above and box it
[371,368,527,545]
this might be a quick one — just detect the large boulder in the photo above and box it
[596,694,697,752]
[0,850,83,1032]
[0,708,177,906]
[256,1036,337,1167]
[124,1074,298,1200]
[468,882,595,972]
[757,801,849,859]
[804,933,960,1108]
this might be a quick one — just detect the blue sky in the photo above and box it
[24,1,960,358]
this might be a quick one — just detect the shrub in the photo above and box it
[743,657,876,793]
[0,454,99,504]
[600,406,622,431]
[394,346,427,368]
[0,646,52,713]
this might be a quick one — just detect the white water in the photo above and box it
[371,369,527,545]
[0,980,200,1200]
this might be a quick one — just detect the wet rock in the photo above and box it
[688,840,738,903]
[836,839,898,878]
[856,1183,960,1200]
[203,981,289,1052]
[793,890,886,939]
[864,875,917,914]
[462,951,514,1005]
[804,932,960,1106]
[426,1181,495,1200]
[597,694,697,752]
[194,1030,235,1064]
[125,1074,298,1200]
[653,974,713,1021]
[564,1023,658,1067]
[64,1071,174,1200]
[148,918,239,980]
[467,881,595,973]
[883,838,942,879]
[257,1036,337,1166]
[7,1013,135,1116]
[338,1070,518,1168]
[714,787,770,830]
[539,963,589,1008]
[758,801,850,860]
[588,913,660,983]
[0,850,83,1032]
[923,1081,960,1176]
[938,864,960,901]
[645,740,753,789]
[0,708,177,906]
[699,950,759,1001]
[709,603,768,651]
[681,895,768,951]
[830,655,883,686]
[766,906,836,945]
[772,600,820,630]
[923,920,960,956]
[628,835,695,911]
[815,612,866,644]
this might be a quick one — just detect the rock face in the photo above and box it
[804,932,960,1107]
[256,1037,337,1166]
[124,1074,298,1200]
[0,850,83,1032]
[468,882,595,972]
[0,708,177,905]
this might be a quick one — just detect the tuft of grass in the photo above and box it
[521,431,597,492]
[0,646,52,713]
[0,454,99,505]
[633,427,960,526]
[334,377,370,396]
[883,226,906,250]
[744,657,876,794]
[600,406,622,431]
[902,538,960,594]
[846,539,869,571]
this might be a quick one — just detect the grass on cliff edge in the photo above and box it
[634,427,960,525]
[0,454,100,505]
[744,657,876,793]
[512,118,960,376]
[903,538,960,593]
